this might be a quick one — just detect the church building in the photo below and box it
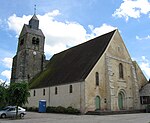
[11,14,148,114]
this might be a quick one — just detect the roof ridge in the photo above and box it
[29,29,116,89]
[54,30,116,56]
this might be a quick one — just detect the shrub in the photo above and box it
[46,106,56,113]
[26,107,38,112]
[66,106,80,114]
[56,106,66,113]
[146,104,150,113]
[46,106,80,114]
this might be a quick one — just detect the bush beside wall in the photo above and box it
[46,106,80,114]
[25,106,80,114]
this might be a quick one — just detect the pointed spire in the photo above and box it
[29,5,39,30]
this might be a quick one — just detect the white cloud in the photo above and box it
[1,70,11,82]
[113,0,150,21]
[88,24,117,39]
[7,10,117,58]
[136,35,150,40]
[4,10,117,82]
[8,14,31,36]
[0,57,13,83]
[0,79,4,84]
[2,57,13,68]
[139,56,150,79]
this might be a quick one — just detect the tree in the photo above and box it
[7,82,30,118]
[0,85,7,109]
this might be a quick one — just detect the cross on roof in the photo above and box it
[34,5,36,15]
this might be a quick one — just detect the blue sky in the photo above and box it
[0,0,150,83]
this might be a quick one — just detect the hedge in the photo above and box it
[25,106,80,114]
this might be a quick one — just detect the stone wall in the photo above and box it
[84,30,141,111]
[26,82,85,113]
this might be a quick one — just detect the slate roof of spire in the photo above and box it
[29,30,116,89]
[30,14,39,21]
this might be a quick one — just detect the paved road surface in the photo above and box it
[0,112,150,123]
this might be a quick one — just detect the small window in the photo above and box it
[119,63,124,79]
[43,89,45,96]
[36,38,39,45]
[32,37,36,44]
[20,39,24,45]
[118,46,121,52]
[55,87,57,95]
[32,37,39,45]
[96,72,99,86]
[33,90,36,96]
[140,96,150,104]
[69,85,73,93]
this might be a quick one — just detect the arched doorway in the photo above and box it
[95,96,101,110]
[118,91,125,110]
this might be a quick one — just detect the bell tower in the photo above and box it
[11,13,45,83]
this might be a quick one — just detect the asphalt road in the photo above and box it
[0,112,150,123]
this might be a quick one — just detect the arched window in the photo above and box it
[32,37,36,44]
[69,85,73,93]
[32,37,40,45]
[95,72,99,86]
[36,38,39,45]
[119,63,124,79]
[55,87,57,95]
[20,39,24,46]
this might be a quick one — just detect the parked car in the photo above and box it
[0,106,26,118]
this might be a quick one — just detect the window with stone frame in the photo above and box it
[36,38,39,45]
[55,87,58,95]
[32,37,40,45]
[96,72,99,86]
[69,85,73,93]
[20,39,24,46]
[33,90,36,96]
[43,89,45,96]
[32,37,36,44]
[119,63,124,79]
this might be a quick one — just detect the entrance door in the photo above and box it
[95,96,101,110]
[118,92,124,110]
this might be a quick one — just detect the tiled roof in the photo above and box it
[29,30,116,89]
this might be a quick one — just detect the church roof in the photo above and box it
[29,30,116,89]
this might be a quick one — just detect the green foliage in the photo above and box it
[0,85,7,109]
[46,106,80,114]
[8,82,30,106]
[25,106,80,114]
[7,82,30,118]
[146,104,150,113]
[25,107,38,112]
[46,106,56,113]
[66,106,80,114]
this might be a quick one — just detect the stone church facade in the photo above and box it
[11,14,148,114]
